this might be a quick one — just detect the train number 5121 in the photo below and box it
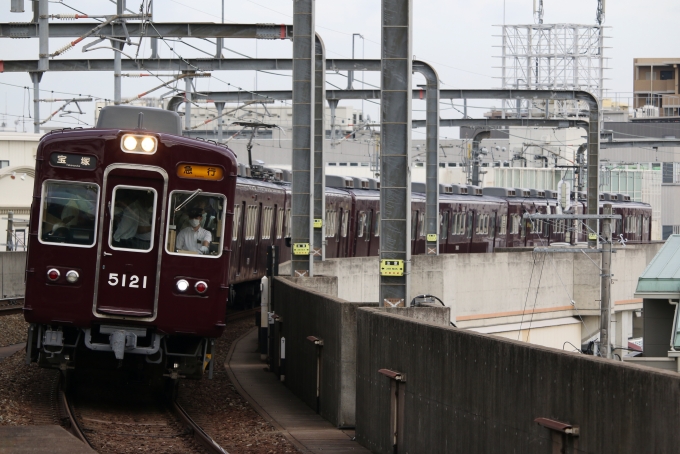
[108,273,148,289]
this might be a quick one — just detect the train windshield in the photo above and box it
[109,186,157,252]
[166,192,226,258]
[39,181,99,247]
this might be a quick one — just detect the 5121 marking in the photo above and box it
[108,273,147,289]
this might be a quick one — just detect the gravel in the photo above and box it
[0,314,28,347]
[0,315,299,453]
[179,318,297,454]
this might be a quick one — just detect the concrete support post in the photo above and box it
[184,73,193,131]
[291,0,315,277]
[29,71,42,134]
[414,62,440,256]
[149,0,158,58]
[586,97,601,247]
[215,102,224,143]
[379,0,412,306]
[6,211,14,252]
[600,203,612,359]
[37,0,48,72]
[313,36,326,261]
[471,130,490,186]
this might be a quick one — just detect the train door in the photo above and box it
[94,166,166,318]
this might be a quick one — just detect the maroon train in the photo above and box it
[25,106,237,379]
[228,172,652,307]
[24,105,652,378]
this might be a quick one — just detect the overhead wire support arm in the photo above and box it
[49,14,145,57]
[40,97,92,124]
[122,73,210,104]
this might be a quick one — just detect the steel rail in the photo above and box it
[171,400,228,454]
[0,305,23,316]
[59,381,93,449]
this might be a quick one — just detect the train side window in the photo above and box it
[375,211,381,237]
[500,215,507,235]
[644,216,649,234]
[39,180,99,247]
[261,206,273,240]
[440,212,448,240]
[109,186,157,252]
[341,210,349,237]
[166,192,226,257]
[466,212,473,238]
[244,205,259,240]
[365,211,372,241]
[357,211,366,238]
[232,204,242,241]
[285,208,291,238]
[419,212,426,237]
[276,208,284,239]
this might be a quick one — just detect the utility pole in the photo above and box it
[600,203,613,359]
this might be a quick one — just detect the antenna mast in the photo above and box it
[534,0,544,24]
[596,0,605,25]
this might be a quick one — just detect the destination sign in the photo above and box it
[50,152,97,170]
[176,164,224,181]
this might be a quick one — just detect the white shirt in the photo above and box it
[175,226,212,252]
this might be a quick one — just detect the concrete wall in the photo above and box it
[0,251,26,299]
[356,307,680,454]
[272,276,377,427]
[288,244,663,343]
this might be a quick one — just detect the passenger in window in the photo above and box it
[113,191,154,250]
[175,208,213,255]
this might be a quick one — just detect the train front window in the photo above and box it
[39,181,99,247]
[166,192,226,258]
[109,187,157,252]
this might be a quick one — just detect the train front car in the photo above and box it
[24,106,237,380]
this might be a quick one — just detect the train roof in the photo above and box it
[96,105,182,135]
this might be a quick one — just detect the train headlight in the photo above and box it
[47,268,60,282]
[122,135,138,151]
[176,279,190,292]
[141,137,156,152]
[65,270,79,284]
[195,281,208,294]
[121,134,158,154]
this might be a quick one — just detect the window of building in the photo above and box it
[661,70,674,81]
[39,181,99,247]
[0,160,8,168]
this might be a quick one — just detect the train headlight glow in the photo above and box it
[65,270,79,284]
[176,279,190,292]
[121,134,158,154]
[123,135,138,151]
[141,137,156,152]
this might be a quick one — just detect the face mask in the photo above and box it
[189,218,201,228]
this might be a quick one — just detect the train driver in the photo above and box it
[175,208,212,255]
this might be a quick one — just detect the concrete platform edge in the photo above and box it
[224,327,312,454]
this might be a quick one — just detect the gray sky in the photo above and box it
[0,0,678,137]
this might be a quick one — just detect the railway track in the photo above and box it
[0,299,24,316]
[61,377,227,454]
[224,307,260,323]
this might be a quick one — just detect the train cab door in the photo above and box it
[94,166,167,319]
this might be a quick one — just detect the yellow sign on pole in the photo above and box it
[380,259,404,276]
[314,219,323,228]
[426,233,437,242]
[293,243,310,255]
